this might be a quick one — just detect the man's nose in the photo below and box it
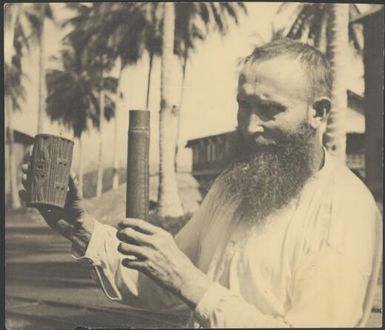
[247,113,264,134]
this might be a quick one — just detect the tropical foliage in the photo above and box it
[272,3,362,161]
[7,3,55,132]
[5,3,30,208]
[63,3,119,197]
[5,2,247,216]
[173,2,248,171]
[46,24,117,196]
[272,3,362,53]
[157,2,184,216]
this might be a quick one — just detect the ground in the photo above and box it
[5,177,383,329]
[5,208,190,329]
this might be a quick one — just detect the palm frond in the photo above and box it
[272,3,306,39]
[276,2,298,16]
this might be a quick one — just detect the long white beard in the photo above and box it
[221,123,316,223]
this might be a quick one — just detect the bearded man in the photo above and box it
[19,39,381,328]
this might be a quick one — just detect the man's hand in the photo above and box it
[18,147,95,254]
[117,218,212,309]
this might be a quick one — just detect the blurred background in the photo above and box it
[4,2,383,328]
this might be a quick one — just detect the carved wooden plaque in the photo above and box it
[26,134,74,209]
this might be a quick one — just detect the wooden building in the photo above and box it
[351,5,384,200]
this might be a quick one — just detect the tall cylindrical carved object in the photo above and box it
[126,110,150,220]
[27,134,74,209]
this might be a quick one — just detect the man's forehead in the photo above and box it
[238,56,309,100]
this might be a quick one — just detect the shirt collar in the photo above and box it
[309,146,332,182]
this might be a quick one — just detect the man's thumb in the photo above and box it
[68,172,81,198]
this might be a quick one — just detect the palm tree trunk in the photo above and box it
[77,134,84,198]
[145,51,154,110]
[37,5,46,133]
[112,63,123,189]
[6,97,21,208]
[324,4,349,162]
[174,50,188,172]
[96,65,105,197]
[157,2,184,217]
[316,10,328,54]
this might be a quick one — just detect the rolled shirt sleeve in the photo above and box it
[73,178,222,312]
[72,220,187,311]
[73,221,139,302]
[71,180,219,312]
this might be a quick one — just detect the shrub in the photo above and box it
[148,212,193,236]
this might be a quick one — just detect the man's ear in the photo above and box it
[308,97,331,129]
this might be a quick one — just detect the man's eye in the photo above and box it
[262,104,284,116]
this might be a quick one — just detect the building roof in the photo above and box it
[186,131,236,148]
[6,128,34,144]
[348,89,364,104]
[350,5,384,24]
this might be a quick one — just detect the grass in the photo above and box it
[148,212,193,236]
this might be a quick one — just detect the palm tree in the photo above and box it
[272,4,362,53]
[157,2,184,217]
[5,5,27,208]
[97,2,161,188]
[173,2,248,171]
[11,3,55,133]
[96,55,106,198]
[324,4,350,163]
[89,3,156,188]
[36,4,50,133]
[272,4,362,161]
[5,82,21,209]
[64,3,118,197]
[112,61,124,189]
[46,32,117,197]
[5,4,28,110]
[99,3,247,213]
[92,2,163,111]
[4,3,22,65]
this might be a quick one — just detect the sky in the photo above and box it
[8,3,368,173]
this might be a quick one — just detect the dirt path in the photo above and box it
[5,210,188,329]
[5,208,382,328]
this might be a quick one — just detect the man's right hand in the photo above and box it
[18,147,95,254]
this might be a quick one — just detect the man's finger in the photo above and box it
[116,227,151,245]
[67,174,80,197]
[122,258,145,271]
[118,218,160,235]
[118,242,147,258]
[22,145,33,163]
[70,170,79,185]
[21,173,28,187]
[21,163,29,173]
[18,189,27,203]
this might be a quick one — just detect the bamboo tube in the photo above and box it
[126,110,150,220]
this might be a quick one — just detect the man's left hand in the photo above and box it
[117,218,211,309]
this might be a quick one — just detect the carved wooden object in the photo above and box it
[27,134,74,208]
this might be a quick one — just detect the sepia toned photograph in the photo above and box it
[4,2,384,329]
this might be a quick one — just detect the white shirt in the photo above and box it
[75,150,381,328]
